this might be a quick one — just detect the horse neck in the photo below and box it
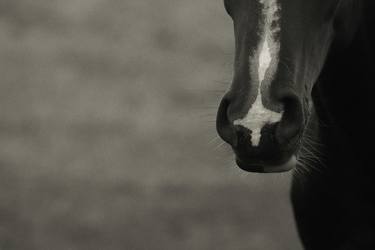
[310,10,375,170]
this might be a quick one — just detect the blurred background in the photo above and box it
[0,0,302,249]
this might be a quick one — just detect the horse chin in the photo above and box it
[235,155,297,173]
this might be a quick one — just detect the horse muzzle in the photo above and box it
[216,91,303,173]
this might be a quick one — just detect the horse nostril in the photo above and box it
[216,96,237,146]
[276,95,304,145]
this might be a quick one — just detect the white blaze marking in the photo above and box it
[234,0,282,146]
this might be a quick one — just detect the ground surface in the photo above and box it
[0,1,302,249]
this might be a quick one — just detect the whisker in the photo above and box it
[214,141,226,151]
[214,80,230,85]
[208,135,221,146]
[198,114,216,119]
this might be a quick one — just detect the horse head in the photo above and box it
[216,0,363,173]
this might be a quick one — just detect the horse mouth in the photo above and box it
[235,155,297,173]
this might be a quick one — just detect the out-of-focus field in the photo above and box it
[0,1,302,249]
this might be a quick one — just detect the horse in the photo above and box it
[216,0,375,249]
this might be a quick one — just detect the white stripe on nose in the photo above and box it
[234,0,282,147]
